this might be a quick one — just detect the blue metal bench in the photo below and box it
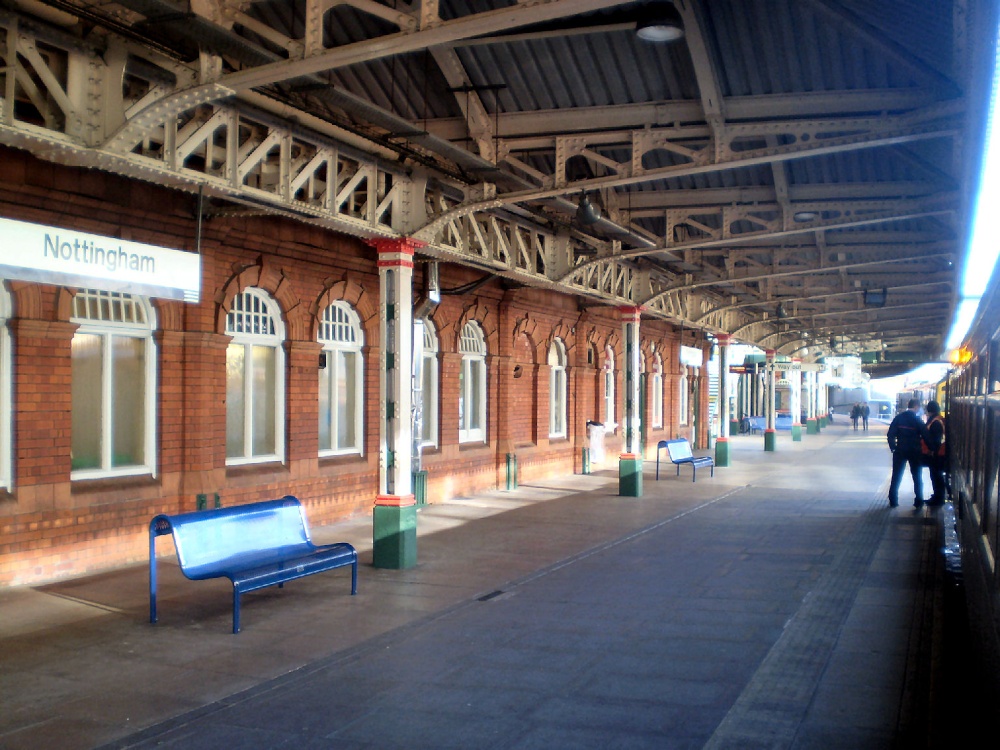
[656,439,715,482]
[149,496,357,633]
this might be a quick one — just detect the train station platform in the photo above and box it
[0,421,975,749]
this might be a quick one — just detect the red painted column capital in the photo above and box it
[368,237,425,267]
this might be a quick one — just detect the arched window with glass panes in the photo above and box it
[318,301,364,456]
[70,289,157,478]
[549,338,567,438]
[0,282,12,490]
[225,287,285,464]
[604,346,616,428]
[459,321,487,443]
[679,369,689,426]
[652,353,664,428]
[420,320,439,448]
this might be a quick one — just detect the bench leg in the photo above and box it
[656,454,660,481]
[691,467,696,482]
[149,532,158,625]
[233,588,241,634]
[352,560,358,595]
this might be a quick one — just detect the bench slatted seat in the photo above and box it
[149,496,357,633]
[656,439,715,482]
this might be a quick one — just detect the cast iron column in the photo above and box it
[619,306,643,496]
[715,334,731,466]
[372,238,419,568]
[790,358,803,441]
[764,348,777,451]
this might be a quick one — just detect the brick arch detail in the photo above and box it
[9,282,43,320]
[312,278,378,344]
[155,300,185,332]
[215,258,303,338]
[512,315,540,362]
[547,322,575,359]
[54,288,74,321]
[455,303,497,354]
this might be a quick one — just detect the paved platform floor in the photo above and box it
[0,421,972,749]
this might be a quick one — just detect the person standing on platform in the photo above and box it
[921,400,947,506]
[861,402,870,431]
[887,399,932,508]
[850,403,861,431]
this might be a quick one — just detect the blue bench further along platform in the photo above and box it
[656,439,715,482]
[149,496,357,633]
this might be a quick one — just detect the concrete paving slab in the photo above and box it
[0,422,961,749]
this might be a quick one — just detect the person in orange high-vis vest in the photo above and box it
[921,400,947,506]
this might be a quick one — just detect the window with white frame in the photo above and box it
[225,288,285,464]
[420,319,439,448]
[603,346,616,428]
[459,321,487,443]
[318,301,364,456]
[652,353,663,428]
[0,283,12,491]
[679,369,689,425]
[70,289,156,478]
[548,338,567,438]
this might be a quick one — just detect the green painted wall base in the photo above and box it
[806,418,819,435]
[619,456,643,497]
[791,424,802,442]
[373,504,417,569]
[715,438,731,467]
[764,430,777,452]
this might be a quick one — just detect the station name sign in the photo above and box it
[0,217,200,302]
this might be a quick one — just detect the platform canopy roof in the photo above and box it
[1,0,997,370]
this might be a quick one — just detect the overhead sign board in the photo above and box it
[0,217,201,302]
[680,345,703,367]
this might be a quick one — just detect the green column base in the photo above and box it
[819,416,828,429]
[764,430,777,452]
[806,418,819,435]
[791,424,802,442]
[619,456,643,497]
[373,504,417,569]
[715,438,731,467]
[730,419,741,435]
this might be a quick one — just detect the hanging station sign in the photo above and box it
[0,217,201,302]
[680,345,703,367]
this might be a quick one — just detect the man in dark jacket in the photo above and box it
[922,400,947,505]
[887,399,932,508]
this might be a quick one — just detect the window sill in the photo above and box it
[319,453,368,469]
[71,473,159,494]
[225,461,288,480]
[459,441,490,452]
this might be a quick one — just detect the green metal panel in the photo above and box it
[373,505,417,569]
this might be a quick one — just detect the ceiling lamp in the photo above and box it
[793,210,818,222]
[636,2,685,43]
[576,193,602,226]
[863,286,888,308]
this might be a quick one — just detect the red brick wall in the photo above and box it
[0,146,705,586]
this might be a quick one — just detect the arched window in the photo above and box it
[225,287,285,464]
[70,289,156,478]
[652,353,664,428]
[679,369,689,426]
[420,319,439,448]
[459,321,487,443]
[0,283,11,490]
[548,338,567,438]
[604,346,616,428]
[318,301,364,456]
